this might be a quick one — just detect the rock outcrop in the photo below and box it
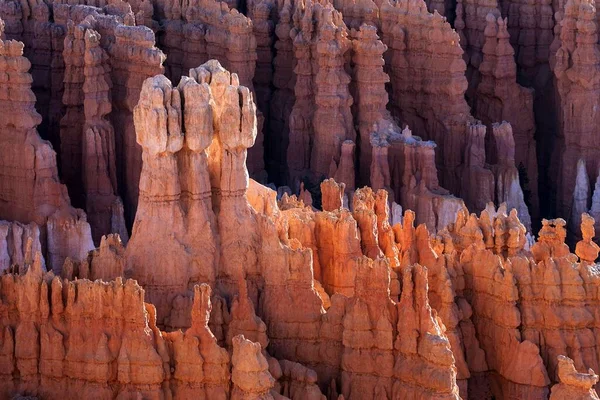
[0,258,289,399]
[127,63,219,323]
[153,0,264,179]
[551,0,600,227]
[0,20,94,272]
[429,204,600,397]
[454,0,501,101]
[0,220,43,272]
[267,0,296,185]
[380,0,471,193]
[490,122,532,231]
[312,8,355,181]
[107,19,166,223]
[377,0,532,228]
[349,22,466,233]
[0,2,166,227]
[504,0,555,219]
[550,356,600,400]
[351,24,389,187]
[82,26,128,244]
[459,122,495,212]
[6,0,600,396]
[231,335,276,399]
[475,14,538,219]
[288,1,355,186]
[124,62,464,399]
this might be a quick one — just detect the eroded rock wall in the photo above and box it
[0,23,94,272]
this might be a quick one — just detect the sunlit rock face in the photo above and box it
[2,0,600,397]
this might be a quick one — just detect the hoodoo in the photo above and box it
[1,0,600,397]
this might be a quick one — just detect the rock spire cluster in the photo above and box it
[2,0,600,397]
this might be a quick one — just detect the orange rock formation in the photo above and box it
[0,19,94,272]
[3,0,600,398]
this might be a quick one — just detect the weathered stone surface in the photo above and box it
[0,220,43,272]
[231,335,276,399]
[475,14,539,220]
[455,0,501,102]
[7,0,600,395]
[287,1,355,187]
[351,24,389,187]
[0,261,288,400]
[108,21,165,224]
[0,3,166,228]
[490,122,532,231]
[550,356,600,400]
[380,0,471,194]
[348,22,466,233]
[82,27,128,244]
[153,0,264,179]
[0,24,94,272]
[551,0,600,228]
[127,64,218,324]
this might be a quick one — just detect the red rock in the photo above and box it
[550,356,600,400]
[475,14,539,220]
[6,0,600,397]
[288,1,355,186]
[0,25,94,272]
[551,0,600,225]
